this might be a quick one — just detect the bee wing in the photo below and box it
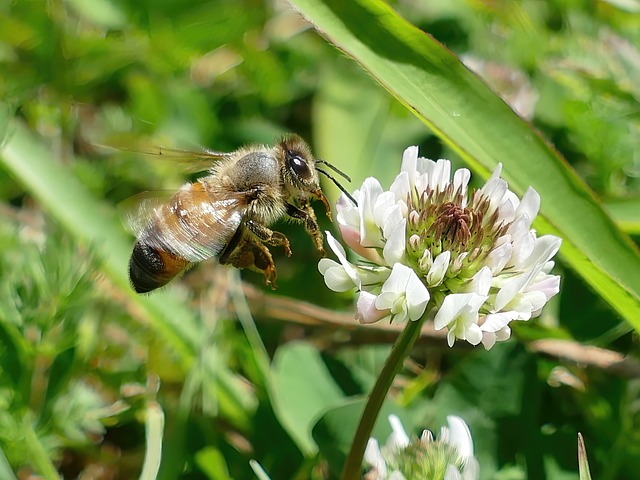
[122,188,248,262]
[97,144,233,173]
[119,191,175,235]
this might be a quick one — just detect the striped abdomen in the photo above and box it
[128,181,245,293]
[129,241,191,293]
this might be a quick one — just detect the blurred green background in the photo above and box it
[1,0,640,479]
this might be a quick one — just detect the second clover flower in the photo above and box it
[318,147,561,349]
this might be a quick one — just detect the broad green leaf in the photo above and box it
[605,198,640,235]
[270,342,345,455]
[290,0,640,330]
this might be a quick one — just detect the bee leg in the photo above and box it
[245,220,292,257]
[286,203,325,256]
[220,231,278,288]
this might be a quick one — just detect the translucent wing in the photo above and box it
[120,191,175,235]
[124,185,249,262]
[97,144,233,173]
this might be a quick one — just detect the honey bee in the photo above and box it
[126,134,355,293]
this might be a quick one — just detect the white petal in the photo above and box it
[453,168,471,197]
[419,249,433,272]
[506,218,535,267]
[421,429,434,443]
[522,290,548,317]
[426,250,451,286]
[392,308,409,325]
[479,166,508,216]
[325,231,361,288]
[387,414,410,449]
[382,204,404,240]
[375,291,398,310]
[446,416,474,460]
[481,332,497,350]
[323,266,356,292]
[356,291,389,324]
[337,223,385,264]
[390,171,411,202]
[496,235,561,310]
[318,258,339,275]
[447,329,457,347]
[417,156,436,176]
[382,219,406,265]
[434,293,477,330]
[430,159,452,192]
[405,271,430,320]
[465,323,483,345]
[336,193,360,229]
[373,191,397,229]
[364,438,387,478]
[522,235,562,271]
[514,187,540,228]
[494,273,530,312]
[444,465,462,480]
[359,178,385,248]
[400,146,419,175]
[485,240,512,274]
[495,325,511,341]
[381,263,412,293]
[497,195,516,225]
[481,312,517,332]
[462,457,480,480]
[450,251,468,274]
[466,267,492,296]
[388,472,407,480]
[527,274,561,301]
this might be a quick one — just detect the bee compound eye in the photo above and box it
[288,153,311,179]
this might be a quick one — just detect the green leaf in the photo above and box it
[290,0,640,329]
[64,0,127,29]
[270,342,345,455]
[605,198,640,235]
[578,433,593,480]
[0,448,17,480]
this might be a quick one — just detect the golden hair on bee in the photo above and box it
[127,135,353,293]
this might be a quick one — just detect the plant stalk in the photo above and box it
[340,315,426,480]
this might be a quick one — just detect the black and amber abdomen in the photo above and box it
[129,241,191,293]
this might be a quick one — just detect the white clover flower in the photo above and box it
[319,146,561,348]
[364,414,479,480]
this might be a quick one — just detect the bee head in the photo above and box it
[279,135,356,220]
[277,135,328,214]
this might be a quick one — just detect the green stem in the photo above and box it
[340,315,426,480]
[22,413,60,480]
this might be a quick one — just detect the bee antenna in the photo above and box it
[317,168,358,206]
[316,159,352,182]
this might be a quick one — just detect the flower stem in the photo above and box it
[22,412,60,480]
[339,315,426,480]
